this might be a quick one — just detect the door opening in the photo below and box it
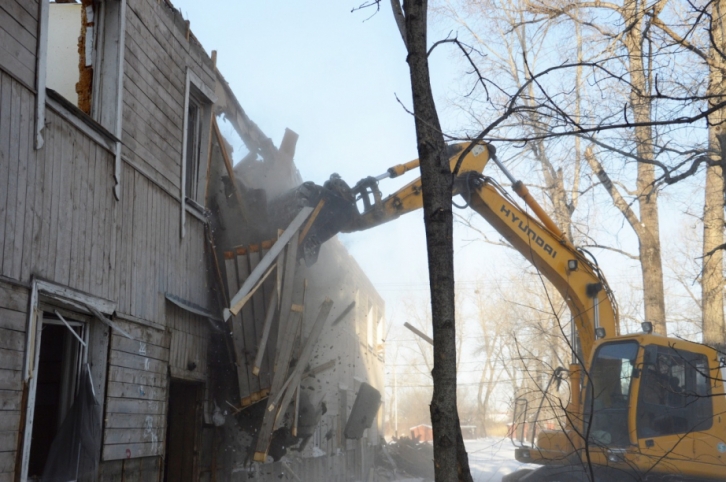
[164,380,202,482]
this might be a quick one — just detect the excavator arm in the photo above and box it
[288,142,618,361]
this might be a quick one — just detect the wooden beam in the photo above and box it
[224,252,251,401]
[225,207,313,320]
[252,289,277,377]
[404,322,433,346]
[212,118,245,215]
[271,299,333,432]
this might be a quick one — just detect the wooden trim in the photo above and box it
[34,0,48,149]
[180,70,191,238]
[34,279,117,314]
[114,311,165,332]
[46,93,117,153]
[113,0,127,201]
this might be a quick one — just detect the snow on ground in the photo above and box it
[465,437,539,482]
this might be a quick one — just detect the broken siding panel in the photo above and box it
[224,252,252,400]
[236,250,261,394]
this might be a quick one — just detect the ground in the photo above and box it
[465,437,538,482]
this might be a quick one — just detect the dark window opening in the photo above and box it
[637,346,712,438]
[185,91,203,203]
[584,341,639,447]
[28,316,86,478]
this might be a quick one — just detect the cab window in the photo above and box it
[637,346,712,438]
[584,341,639,447]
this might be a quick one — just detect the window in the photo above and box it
[37,0,126,196]
[20,280,115,481]
[41,1,124,127]
[27,310,89,478]
[584,341,639,447]
[637,346,712,438]
[180,69,214,237]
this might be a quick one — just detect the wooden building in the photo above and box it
[0,1,385,480]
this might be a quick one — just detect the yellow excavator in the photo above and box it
[276,142,726,481]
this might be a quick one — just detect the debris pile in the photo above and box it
[376,437,434,481]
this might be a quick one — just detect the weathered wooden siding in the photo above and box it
[103,319,170,461]
[167,304,209,382]
[0,70,211,315]
[0,0,37,89]
[0,282,28,482]
[121,0,215,193]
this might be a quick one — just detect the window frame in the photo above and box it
[20,278,116,481]
[35,0,127,200]
[180,68,215,237]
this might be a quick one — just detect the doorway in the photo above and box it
[164,381,203,482]
[27,313,87,479]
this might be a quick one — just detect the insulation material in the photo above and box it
[77,0,95,114]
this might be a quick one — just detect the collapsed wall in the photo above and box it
[205,71,386,480]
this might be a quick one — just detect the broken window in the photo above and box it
[36,0,126,149]
[20,281,111,482]
[27,310,89,478]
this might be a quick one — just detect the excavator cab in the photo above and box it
[512,334,726,481]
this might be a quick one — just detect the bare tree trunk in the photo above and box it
[401,1,472,480]
[703,0,726,346]
[621,0,667,334]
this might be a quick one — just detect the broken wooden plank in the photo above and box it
[253,263,303,463]
[303,359,336,378]
[404,322,433,346]
[224,206,313,320]
[272,299,334,431]
[252,289,277,377]
[224,251,251,401]
[227,261,275,323]
[258,239,275,389]
[274,233,300,358]
[331,301,356,327]
[292,385,300,437]
[236,248,260,396]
